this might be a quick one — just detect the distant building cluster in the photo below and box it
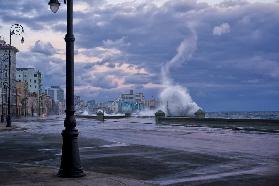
[1,37,159,117]
[83,90,160,115]
[0,38,65,117]
[45,86,65,115]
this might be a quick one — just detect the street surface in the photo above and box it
[0,116,279,185]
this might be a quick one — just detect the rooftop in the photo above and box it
[0,38,19,52]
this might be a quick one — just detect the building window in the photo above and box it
[35,86,37,88]
[34,74,37,77]
[30,85,31,87]
[34,80,36,83]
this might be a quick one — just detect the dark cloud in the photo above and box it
[4,0,279,110]
[31,40,56,55]
[218,0,248,7]
[124,74,155,85]
[0,0,66,30]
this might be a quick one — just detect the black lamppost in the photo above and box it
[48,0,85,177]
[3,81,9,119]
[1,82,7,123]
[1,51,9,123]
[6,24,24,127]
[23,97,27,117]
[1,83,4,122]
[38,92,41,117]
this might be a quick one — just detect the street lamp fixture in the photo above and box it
[6,24,24,128]
[21,37,24,44]
[48,0,61,13]
[48,0,85,178]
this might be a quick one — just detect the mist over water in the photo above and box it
[160,28,200,116]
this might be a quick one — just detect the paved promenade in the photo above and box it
[0,123,152,186]
[0,117,279,185]
[1,164,151,186]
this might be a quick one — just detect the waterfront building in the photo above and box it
[27,93,38,116]
[16,68,43,94]
[121,90,144,103]
[102,101,114,113]
[111,99,120,113]
[87,100,96,114]
[118,90,145,113]
[15,81,28,116]
[0,38,18,115]
[16,68,46,116]
[39,93,54,116]
[74,96,86,114]
[57,101,66,115]
[45,86,64,102]
[45,86,65,115]
[144,97,160,110]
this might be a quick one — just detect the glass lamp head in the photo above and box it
[48,0,60,13]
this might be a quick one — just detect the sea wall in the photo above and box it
[155,111,279,132]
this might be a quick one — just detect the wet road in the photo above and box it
[0,116,279,185]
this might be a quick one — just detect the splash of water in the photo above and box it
[160,28,200,116]
[81,110,89,115]
[134,109,157,117]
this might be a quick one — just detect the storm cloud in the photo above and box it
[0,0,278,111]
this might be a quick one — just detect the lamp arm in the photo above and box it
[10,24,24,36]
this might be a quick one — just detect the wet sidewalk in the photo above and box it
[0,125,16,132]
[1,118,279,186]
[0,163,152,186]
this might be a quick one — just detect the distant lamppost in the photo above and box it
[1,82,8,123]
[1,51,9,123]
[38,93,44,116]
[48,0,85,177]
[24,97,28,117]
[1,82,4,122]
[6,24,24,127]
[3,81,9,118]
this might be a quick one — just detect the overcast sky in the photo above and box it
[0,0,278,111]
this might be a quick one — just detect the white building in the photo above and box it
[117,90,145,113]
[45,86,64,102]
[121,90,144,103]
[16,68,43,94]
[0,38,18,114]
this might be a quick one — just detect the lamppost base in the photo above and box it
[1,115,4,123]
[57,129,85,178]
[6,115,11,127]
[57,168,85,178]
